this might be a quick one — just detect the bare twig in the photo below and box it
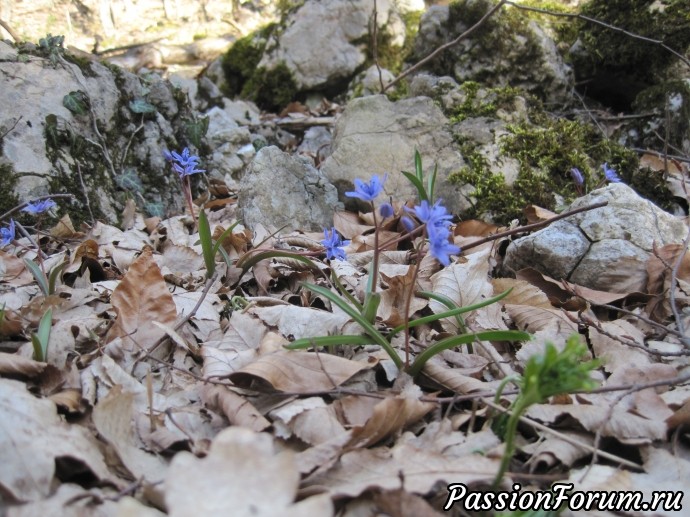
[76,163,95,227]
[0,115,22,140]
[383,0,508,92]
[0,18,21,42]
[371,0,385,93]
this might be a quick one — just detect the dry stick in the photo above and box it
[484,400,643,472]
[371,0,385,93]
[383,0,508,93]
[504,0,690,70]
[586,301,685,340]
[461,200,608,254]
[0,115,22,140]
[76,163,95,227]
[669,226,690,348]
[0,18,21,42]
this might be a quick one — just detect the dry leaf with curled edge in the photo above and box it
[229,349,370,393]
[106,247,177,355]
[165,427,333,517]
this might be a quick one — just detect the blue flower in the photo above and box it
[602,163,622,183]
[406,199,453,229]
[379,202,394,219]
[321,227,350,261]
[570,168,584,186]
[23,198,57,215]
[1,219,16,247]
[427,229,460,266]
[345,174,387,202]
[165,148,205,177]
[401,216,417,233]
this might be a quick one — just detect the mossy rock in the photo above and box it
[572,0,690,109]
[449,110,646,225]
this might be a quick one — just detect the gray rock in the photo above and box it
[259,0,406,91]
[411,2,573,104]
[238,146,342,232]
[0,48,198,223]
[504,183,689,292]
[320,95,468,213]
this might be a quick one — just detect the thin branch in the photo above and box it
[383,0,508,92]
[76,163,95,227]
[0,115,22,140]
[669,227,690,348]
[0,18,21,42]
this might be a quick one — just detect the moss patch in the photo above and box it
[449,81,522,122]
[0,164,20,221]
[450,112,642,224]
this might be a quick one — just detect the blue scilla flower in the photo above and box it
[1,219,16,247]
[602,163,622,183]
[570,167,584,186]
[165,148,205,178]
[379,202,394,219]
[406,199,453,229]
[321,227,350,261]
[427,229,461,267]
[345,174,387,202]
[23,198,57,215]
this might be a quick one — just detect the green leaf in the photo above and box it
[31,308,52,362]
[63,91,88,116]
[48,261,67,295]
[401,171,428,203]
[407,330,531,378]
[302,283,402,369]
[115,168,144,193]
[414,149,423,183]
[427,162,438,203]
[236,250,319,275]
[211,220,242,259]
[198,209,216,278]
[185,117,209,148]
[285,334,374,350]
[128,99,157,114]
[24,258,49,296]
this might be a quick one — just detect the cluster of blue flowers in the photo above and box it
[1,198,58,248]
[164,148,205,178]
[570,163,622,188]
[321,174,460,266]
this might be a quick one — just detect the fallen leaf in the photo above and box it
[165,427,333,517]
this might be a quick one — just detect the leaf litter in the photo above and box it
[0,200,689,516]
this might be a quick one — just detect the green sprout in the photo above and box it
[492,334,600,488]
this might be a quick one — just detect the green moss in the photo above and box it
[449,81,522,122]
[450,113,643,224]
[221,28,273,98]
[574,0,690,94]
[243,63,298,112]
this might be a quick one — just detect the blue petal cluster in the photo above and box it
[321,227,350,261]
[602,163,622,183]
[345,174,387,202]
[23,198,57,215]
[164,147,205,177]
[1,219,16,247]
[570,167,584,186]
[406,200,460,266]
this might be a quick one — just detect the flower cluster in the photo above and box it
[602,163,622,183]
[164,148,205,178]
[406,200,460,266]
[321,227,350,261]
[23,198,57,215]
[345,174,387,202]
[1,219,15,248]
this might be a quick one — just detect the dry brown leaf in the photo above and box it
[521,431,594,471]
[0,378,114,502]
[202,384,271,432]
[271,399,347,445]
[165,427,333,517]
[373,489,444,517]
[378,266,426,327]
[505,303,579,335]
[105,247,177,355]
[346,383,435,449]
[230,349,370,393]
[589,319,650,372]
[455,219,500,237]
[49,213,78,239]
[92,385,169,483]
[526,403,667,443]
[6,483,120,517]
[0,351,47,377]
[523,204,557,223]
[160,243,205,275]
[420,358,496,394]
[492,278,554,309]
[249,305,351,340]
[333,210,374,240]
[305,440,499,499]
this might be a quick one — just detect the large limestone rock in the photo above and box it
[259,0,406,91]
[320,95,468,213]
[503,183,689,292]
[238,146,342,232]
[0,41,199,223]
